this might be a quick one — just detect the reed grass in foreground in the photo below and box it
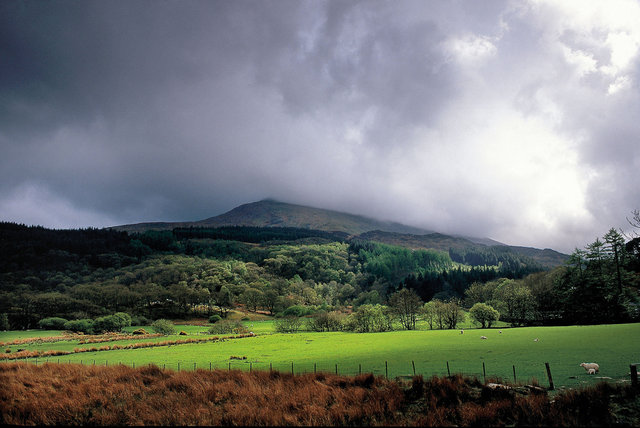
[2,363,639,426]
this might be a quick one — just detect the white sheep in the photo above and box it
[580,362,599,373]
[460,329,464,334]
[499,330,502,334]
[480,335,487,339]
[533,338,539,342]
[588,368,596,375]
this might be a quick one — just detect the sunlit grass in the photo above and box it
[4,323,638,389]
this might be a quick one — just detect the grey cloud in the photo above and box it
[0,0,638,253]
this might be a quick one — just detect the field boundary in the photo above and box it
[2,357,636,391]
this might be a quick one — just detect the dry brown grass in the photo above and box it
[0,335,76,347]
[1,363,637,426]
[0,363,404,425]
[1,333,251,361]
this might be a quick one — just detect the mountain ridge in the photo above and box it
[112,199,568,266]
[113,199,436,236]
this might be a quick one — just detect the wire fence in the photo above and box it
[4,357,638,390]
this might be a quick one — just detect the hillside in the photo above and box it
[114,199,434,235]
[358,230,568,268]
[357,230,478,252]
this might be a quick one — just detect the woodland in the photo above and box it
[0,219,638,332]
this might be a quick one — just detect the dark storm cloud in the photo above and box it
[0,0,458,218]
[1,0,638,252]
[1,1,271,219]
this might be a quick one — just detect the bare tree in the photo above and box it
[625,209,640,238]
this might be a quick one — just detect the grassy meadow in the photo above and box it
[2,322,639,390]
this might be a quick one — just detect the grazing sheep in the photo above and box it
[480,336,487,339]
[460,329,464,334]
[588,368,596,375]
[499,330,502,334]
[580,362,599,373]
[533,338,539,342]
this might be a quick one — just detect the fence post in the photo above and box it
[359,363,361,375]
[482,362,486,383]
[177,362,180,372]
[291,362,294,375]
[513,365,517,384]
[412,360,416,376]
[446,361,450,377]
[194,362,196,371]
[335,364,338,375]
[133,362,135,369]
[630,364,638,389]
[385,361,388,379]
[210,362,212,371]
[228,362,231,371]
[250,362,252,373]
[545,362,554,390]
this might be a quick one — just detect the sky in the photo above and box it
[1,0,639,253]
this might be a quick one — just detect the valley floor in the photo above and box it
[2,322,639,390]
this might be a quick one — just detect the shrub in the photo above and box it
[151,319,176,335]
[306,311,344,332]
[132,328,148,335]
[282,305,313,317]
[343,305,393,333]
[274,316,303,333]
[93,316,115,333]
[113,312,132,330]
[131,315,151,326]
[208,315,222,324]
[38,317,68,330]
[241,316,250,321]
[93,312,132,333]
[207,320,248,334]
[179,331,188,335]
[63,319,94,334]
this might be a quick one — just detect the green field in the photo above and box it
[2,323,639,390]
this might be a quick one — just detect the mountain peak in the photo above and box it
[197,200,432,235]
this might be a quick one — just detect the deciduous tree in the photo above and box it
[469,303,500,328]
[389,289,422,330]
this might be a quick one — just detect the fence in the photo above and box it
[4,357,639,390]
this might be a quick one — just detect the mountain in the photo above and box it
[113,199,568,267]
[114,199,434,236]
